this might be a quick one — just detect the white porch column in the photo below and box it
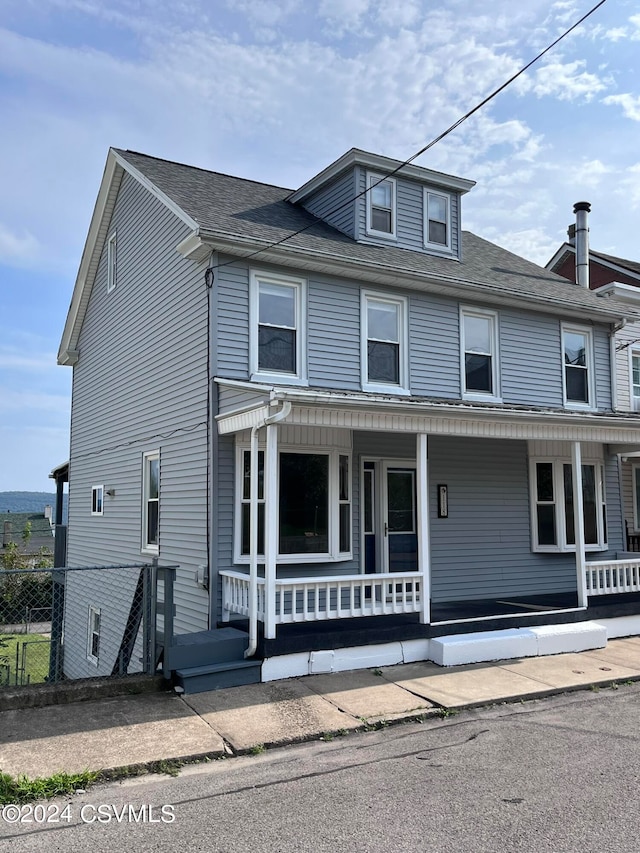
[264,422,278,639]
[571,441,588,607]
[416,433,431,624]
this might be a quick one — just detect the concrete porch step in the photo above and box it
[175,660,262,694]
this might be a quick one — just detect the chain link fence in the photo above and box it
[0,563,177,688]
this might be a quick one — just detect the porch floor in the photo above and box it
[223,592,640,659]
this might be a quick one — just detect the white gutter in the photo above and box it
[245,400,292,659]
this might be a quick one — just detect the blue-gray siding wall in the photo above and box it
[66,172,210,658]
[215,258,613,409]
[602,452,625,557]
[299,170,355,238]
[428,436,577,601]
[353,166,461,257]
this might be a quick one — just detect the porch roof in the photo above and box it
[215,378,640,445]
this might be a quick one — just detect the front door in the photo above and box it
[383,464,418,573]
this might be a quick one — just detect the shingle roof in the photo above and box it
[590,249,640,278]
[110,149,640,322]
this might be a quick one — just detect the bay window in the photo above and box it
[236,446,352,562]
[530,458,607,552]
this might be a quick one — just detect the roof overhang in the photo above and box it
[215,379,640,444]
[287,148,476,205]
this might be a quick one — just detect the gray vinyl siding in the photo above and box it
[428,436,577,601]
[602,452,624,556]
[299,170,355,238]
[621,459,636,535]
[216,260,250,380]
[215,259,614,409]
[308,276,360,390]
[500,310,563,406]
[354,166,461,259]
[409,295,460,398]
[65,171,210,666]
[614,321,640,412]
[594,326,613,410]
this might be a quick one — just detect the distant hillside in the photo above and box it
[0,492,68,522]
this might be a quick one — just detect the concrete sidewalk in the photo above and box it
[2,638,640,779]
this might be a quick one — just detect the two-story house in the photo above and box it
[547,226,640,556]
[57,149,640,691]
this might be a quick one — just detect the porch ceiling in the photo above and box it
[216,379,640,444]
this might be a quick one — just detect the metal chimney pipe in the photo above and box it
[3,521,12,547]
[573,201,591,288]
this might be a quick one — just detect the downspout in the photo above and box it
[245,400,292,659]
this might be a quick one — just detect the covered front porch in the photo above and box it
[215,379,640,651]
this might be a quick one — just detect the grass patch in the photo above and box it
[0,633,50,686]
[0,770,97,804]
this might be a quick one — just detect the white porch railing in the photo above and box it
[221,570,422,625]
[586,559,640,595]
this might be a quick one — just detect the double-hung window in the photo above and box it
[424,191,451,251]
[250,271,306,384]
[361,291,409,394]
[236,446,352,562]
[142,450,159,553]
[366,173,396,239]
[562,324,594,408]
[107,232,117,293]
[530,458,607,552]
[460,307,500,401]
[631,351,640,411]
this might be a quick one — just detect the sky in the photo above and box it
[1,0,639,491]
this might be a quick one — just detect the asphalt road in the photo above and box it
[3,684,640,853]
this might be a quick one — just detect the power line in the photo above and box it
[208,0,607,274]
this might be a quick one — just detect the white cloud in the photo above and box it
[527,59,609,101]
[318,0,373,37]
[603,93,640,121]
[0,223,40,266]
[569,158,610,189]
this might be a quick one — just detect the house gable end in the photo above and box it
[58,149,197,365]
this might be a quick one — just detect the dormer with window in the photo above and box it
[287,148,475,260]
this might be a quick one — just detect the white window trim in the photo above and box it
[561,323,595,410]
[629,349,640,412]
[529,457,607,553]
[365,172,397,240]
[632,463,640,532]
[460,306,501,403]
[141,449,159,555]
[424,189,452,252]
[249,269,308,386]
[234,444,352,564]
[91,485,104,516]
[87,605,101,665]
[361,290,410,395]
[107,231,117,293]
